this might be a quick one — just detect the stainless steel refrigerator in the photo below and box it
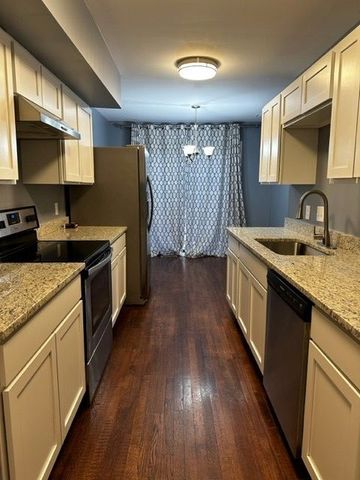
[69,145,152,305]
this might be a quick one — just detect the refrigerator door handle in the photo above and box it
[147,176,154,232]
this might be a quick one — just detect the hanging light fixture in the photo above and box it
[176,56,220,81]
[182,105,215,161]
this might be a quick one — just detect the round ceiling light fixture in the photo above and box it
[175,56,220,81]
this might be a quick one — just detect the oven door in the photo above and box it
[83,249,112,360]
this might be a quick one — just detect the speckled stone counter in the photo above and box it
[38,225,127,244]
[227,226,360,343]
[0,263,84,344]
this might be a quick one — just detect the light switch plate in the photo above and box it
[316,205,324,222]
[305,205,311,220]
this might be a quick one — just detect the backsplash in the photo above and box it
[37,216,68,237]
[0,183,66,224]
[285,217,360,253]
[288,126,360,237]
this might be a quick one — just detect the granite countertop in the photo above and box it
[0,263,84,344]
[38,225,127,244]
[227,226,360,343]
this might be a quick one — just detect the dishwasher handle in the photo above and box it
[267,269,312,321]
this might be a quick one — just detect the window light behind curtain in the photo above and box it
[131,123,246,257]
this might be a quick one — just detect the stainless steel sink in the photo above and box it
[256,239,327,256]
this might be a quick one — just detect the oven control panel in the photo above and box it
[0,206,39,238]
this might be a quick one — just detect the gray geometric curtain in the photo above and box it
[131,123,246,257]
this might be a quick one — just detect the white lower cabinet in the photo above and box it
[226,248,238,315]
[227,234,268,373]
[248,275,267,371]
[0,278,85,480]
[55,302,86,439]
[111,235,127,327]
[3,336,61,480]
[118,247,126,310]
[302,308,360,480]
[111,253,121,324]
[236,261,250,337]
[302,342,360,480]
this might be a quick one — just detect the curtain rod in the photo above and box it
[131,122,260,128]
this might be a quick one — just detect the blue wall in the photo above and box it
[92,109,131,147]
[242,126,291,227]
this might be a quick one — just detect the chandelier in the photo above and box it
[183,106,215,161]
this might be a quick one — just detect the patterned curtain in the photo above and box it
[131,123,246,257]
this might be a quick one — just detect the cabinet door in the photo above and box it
[268,95,281,182]
[12,42,42,105]
[3,336,61,480]
[354,97,360,178]
[78,105,94,184]
[118,247,127,312]
[236,260,250,338]
[226,249,238,315]
[301,51,334,114]
[0,29,18,181]
[302,341,360,480]
[248,276,267,373]
[55,301,85,440]
[259,103,272,182]
[111,254,120,326]
[328,27,360,178]
[281,77,302,124]
[62,91,81,183]
[41,66,63,119]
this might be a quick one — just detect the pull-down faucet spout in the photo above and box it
[296,189,331,248]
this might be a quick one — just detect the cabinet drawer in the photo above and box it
[228,234,240,257]
[0,276,81,388]
[112,233,126,257]
[238,244,267,289]
[311,308,360,390]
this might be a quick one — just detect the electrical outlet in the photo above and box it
[54,202,59,216]
[305,205,311,220]
[316,205,324,222]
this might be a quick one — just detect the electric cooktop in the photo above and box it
[0,206,109,267]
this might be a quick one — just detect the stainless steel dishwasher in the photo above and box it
[263,269,312,458]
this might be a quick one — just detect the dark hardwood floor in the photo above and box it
[50,257,308,480]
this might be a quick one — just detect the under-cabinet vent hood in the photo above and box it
[14,95,81,140]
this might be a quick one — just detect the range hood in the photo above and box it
[14,95,81,140]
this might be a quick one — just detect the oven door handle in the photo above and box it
[85,249,112,278]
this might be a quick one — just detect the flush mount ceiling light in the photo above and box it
[176,56,220,81]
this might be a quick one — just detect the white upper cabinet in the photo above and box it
[21,87,95,185]
[259,93,318,185]
[12,41,42,106]
[0,28,18,182]
[77,105,94,184]
[62,87,81,183]
[281,51,334,125]
[281,77,302,124]
[41,66,63,119]
[301,51,334,114]
[259,95,281,182]
[12,41,63,119]
[327,26,360,179]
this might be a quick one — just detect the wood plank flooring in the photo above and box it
[50,257,309,480]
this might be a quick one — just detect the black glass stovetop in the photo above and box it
[0,240,110,267]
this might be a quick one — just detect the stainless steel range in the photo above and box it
[0,206,113,402]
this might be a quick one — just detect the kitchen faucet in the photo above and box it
[296,189,331,248]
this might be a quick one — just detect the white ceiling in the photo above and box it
[84,0,360,124]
